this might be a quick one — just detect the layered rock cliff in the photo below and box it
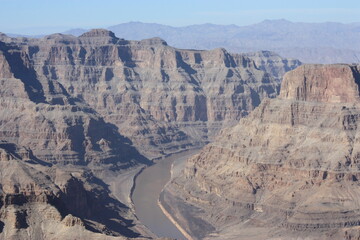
[0,29,300,159]
[0,34,151,239]
[0,40,145,166]
[0,29,300,239]
[164,64,360,239]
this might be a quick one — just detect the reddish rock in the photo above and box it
[280,64,360,103]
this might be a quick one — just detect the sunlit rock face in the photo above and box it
[164,64,360,240]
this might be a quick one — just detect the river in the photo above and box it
[132,150,197,240]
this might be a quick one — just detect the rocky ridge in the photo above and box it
[163,64,360,239]
[0,29,300,159]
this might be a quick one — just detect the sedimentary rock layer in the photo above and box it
[0,29,300,239]
[0,30,300,159]
[0,40,144,166]
[165,64,360,239]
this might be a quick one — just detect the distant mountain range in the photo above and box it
[8,19,360,63]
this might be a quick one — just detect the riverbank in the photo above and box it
[158,149,216,240]
[157,150,200,240]
[95,165,155,238]
[158,198,194,240]
[132,149,199,239]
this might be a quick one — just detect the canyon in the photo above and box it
[0,29,300,239]
[164,64,360,239]
[2,26,360,240]
[0,29,300,160]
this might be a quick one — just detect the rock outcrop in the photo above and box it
[0,142,140,239]
[244,50,302,80]
[0,39,145,166]
[280,64,360,103]
[0,30,300,159]
[164,64,360,239]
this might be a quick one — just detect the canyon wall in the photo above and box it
[164,64,360,239]
[0,29,300,239]
[0,29,300,159]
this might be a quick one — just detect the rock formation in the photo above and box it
[164,64,360,239]
[0,30,300,159]
[0,29,300,239]
[244,50,302,80]
[0,39,146,167]
[0,141,143,239]
[0,32,150,239]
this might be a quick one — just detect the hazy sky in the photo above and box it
[1,0,360,35]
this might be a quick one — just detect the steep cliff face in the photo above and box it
[0,29,300,158]
[164,64,360,239]
[244,50,302,80]
[280,64,360,103]
[0,40,145,166]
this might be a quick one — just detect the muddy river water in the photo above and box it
[132,150,197,239]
